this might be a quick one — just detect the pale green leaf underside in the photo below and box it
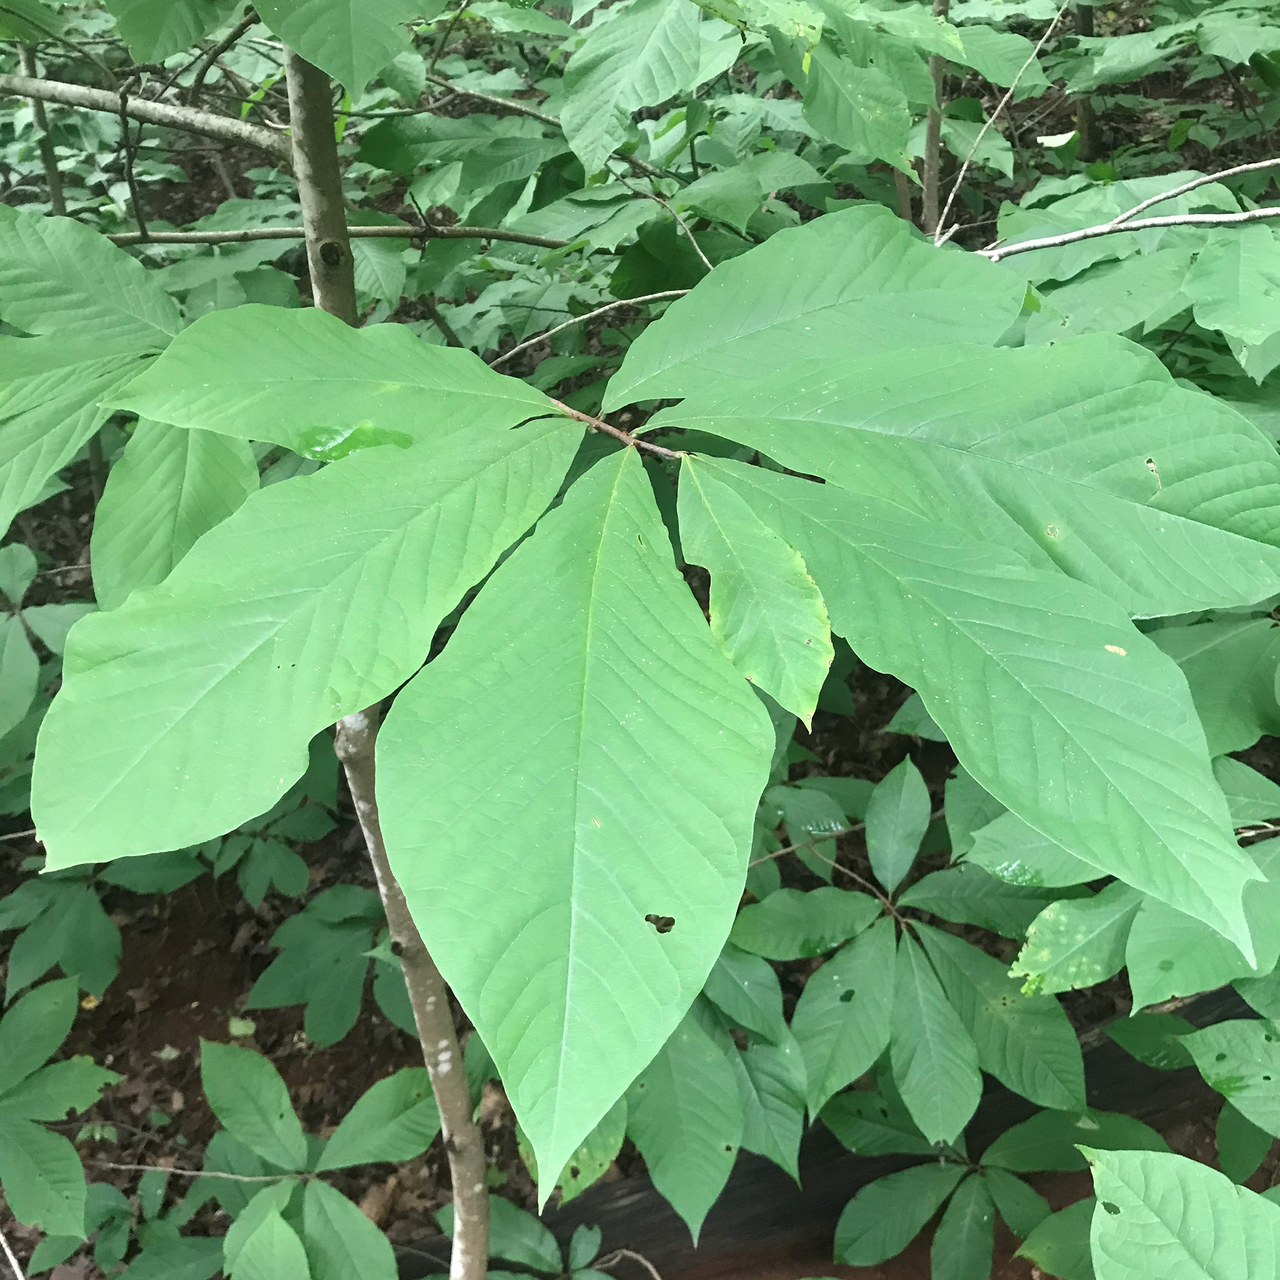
[0,212,181,347]
[256,0,421,89]
[1088,1148,1280,1280]
[605,205,1024,407]
[377,448,774,1190]
[655,336,1280,617]
[560,0,703,176]
[111,305,553,456]
[697,457,1257,950]
[679,456,833,723]
[91,420,259,612]
[33,420,582,867]
[0,338,150,539]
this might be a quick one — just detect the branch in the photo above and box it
[921,0,950,235]
[979,205,1280,262]
[934,0,1072,244]
[334,709,489,1280]
[188,9,260,103]
[0,72,290,158]
[105,223,569,248]
[0,1224,24,1280]
[17,47,64,215]
[1111,155,1280,225]
[548,398,683,459]
[488,290,688,368]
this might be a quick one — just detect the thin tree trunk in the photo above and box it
[18,48,64,215]
[282,48,489,1280]
[921,0,951,235]
[1075,2,1096,161]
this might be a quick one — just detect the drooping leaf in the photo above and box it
[653,337,1280,618]
[377,447,773,1192]
[560,0,703,175]
[728,886,881,960]
[255,0,423,90]
[790,917,895,1115]
[0,213,181,347]
[0,614,38,741]
[315,1069,440,1171]
[918,924,1085,1111]
[200,1041,307,1171]
[679,455,833,722]
[834,1162,967,1265]
[1217,756,1280,826]
[301,1179,397,1280]
[1012,883,1142,996]
[626,1004,744,1242]
[863,758,929,894]
[931,1173,996,1280]
[110,306,553,455]
[890,933,982,1145]
[92,421,258,611]
[1185,224,1280,382]
[1086,1147,1280,1279]
[35,419,581,867]
[691,456,1258,950]
[606,206,1023,406]
[520,1098,628,1203]
[102,0,242,60]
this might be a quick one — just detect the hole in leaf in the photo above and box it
[1216,1053,1228,1062]
[839,989,856,1003]
[569,1166,580,1179]
[1158,960,1174,972]
[1102,1202,1121,1216]
[644,914,675,934]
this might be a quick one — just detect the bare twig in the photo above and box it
[1111,155,1280,225]
[17,47,64,215]
[117,81,149,240]
[980,205,1280,262]
[0,1224,24,1280]
[106,223,569,248]
[334,708,489,1280]
[0,72,290,158]
[86,1160,284,1183]
[618,175,712,269]
[598,1249,666,1280]
[424,296,465,347]
[548,398,683,459]
[488,290,688,368]
[188,8,260,103]
[934,0,1072,244]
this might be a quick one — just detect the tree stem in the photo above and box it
[282,46,488,1280]
[17,48,64,215]
[921,0,951,235]
[333,709,489,1280]
[1074,2,1095,160]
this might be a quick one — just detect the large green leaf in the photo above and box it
[801,45,911,168]
[377,448,773,1193]
[1185,224,1280,383]
[932,1174,997,1280]
[1183,1021,1280,1139]
[626,1004,744,1242]
[983,1108,1167,1173]
[111,306,552,455]
[679,455,833,723]
[688,457,1258,949]
[653,337,1280,617]
[0,337,149,539]
[0,0,65,40]
[255,0,422,90]
[891,933,982,1144]
[301,1180,397,1280]
[200,1042,307,1171]
[605,205,1024,406]
[1087,1148,1280,1279]
[1152,619,1280,755]
[0,1116,87,1237]
[91,421,259,611]
[835,1162,967,1265]
[560,0,703,175]
[918,924,1085,1111]
[790,916,895,1115]
[34,419,581,867]
[0,213,181,348]
[0,978,78,1091]
[314,1069,440,1171]
[103,0,242,60]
